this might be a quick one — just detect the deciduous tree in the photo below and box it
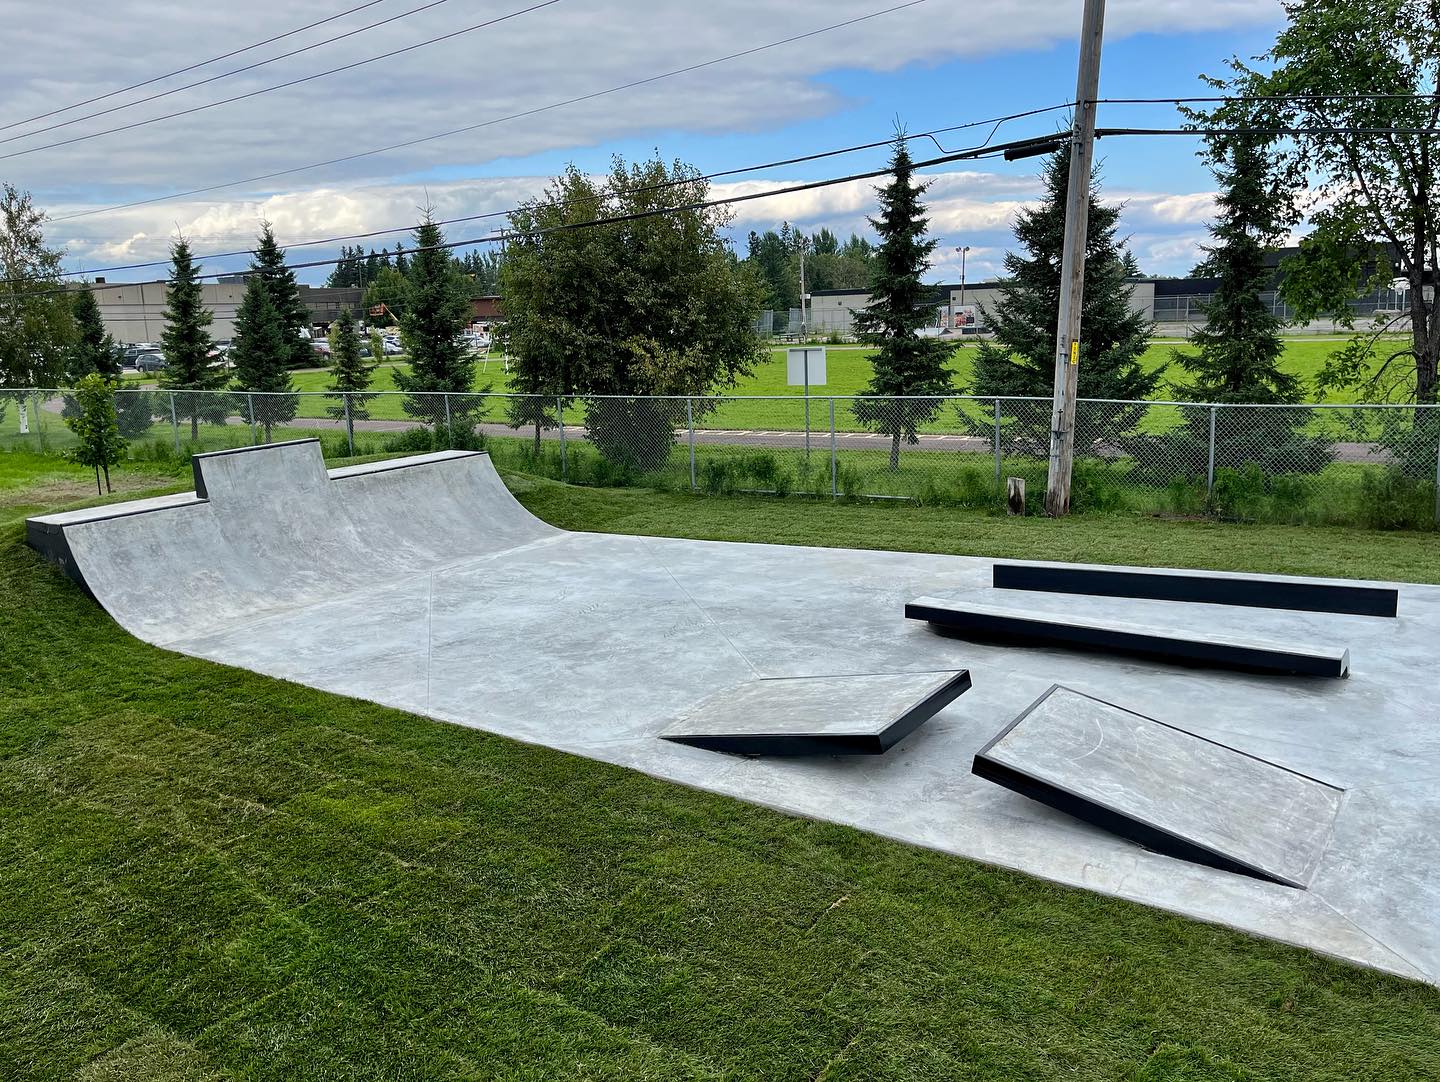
[64,374,126,494]
[0,184,73,392]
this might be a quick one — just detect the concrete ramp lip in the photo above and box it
[974,685,1345,888]
[906,596,1351,678]
[992,561,1399,618]
[659,670,972,756]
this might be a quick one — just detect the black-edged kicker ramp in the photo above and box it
[973,685,1344,887]
[659,670,971,755]
[992,561,1398,618]
[905,597,1350,678]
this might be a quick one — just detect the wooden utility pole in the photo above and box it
[1044,0,1107,516]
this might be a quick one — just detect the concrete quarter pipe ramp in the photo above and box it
[24,441,1440,985]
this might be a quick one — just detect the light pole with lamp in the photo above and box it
[957,245,971,330]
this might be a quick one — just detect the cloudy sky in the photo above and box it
[0,0,1286,285]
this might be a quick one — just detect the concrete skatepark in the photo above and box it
[26,439,1440,985]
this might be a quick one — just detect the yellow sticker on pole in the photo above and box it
[1070,340,1080,366]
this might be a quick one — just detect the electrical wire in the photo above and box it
[1090,93,1440,106]
[0,0,393,134]
[0,0,566,164]
[51,0,937,224]
[0,0,457,147]
[39,104,1073,283]
[1096,126,1440,137]
[22,132,1042,299]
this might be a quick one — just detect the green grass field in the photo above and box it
[2,452,1440,1079]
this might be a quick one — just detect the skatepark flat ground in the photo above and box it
[28,442,1440,985]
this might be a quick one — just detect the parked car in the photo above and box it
[381,335,403,356]
[310,339,332,358]
[135,351,166,373]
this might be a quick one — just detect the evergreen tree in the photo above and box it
[1141,135,1330,479]
[68,284,123,381]
[392,212,477,430]
[968,145,1160,453]
[252,222,311,368]
[325,307,376,424]
[64,374,127,494]
[158,238,226,440]
[851,135,955,471]
[229,276,297,442]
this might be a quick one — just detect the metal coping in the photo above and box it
[992,562,1399,618]
[973,684,1343,888]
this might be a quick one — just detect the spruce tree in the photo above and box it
[852,135,955,471]
[68,285,123,382]
[252,222,311,368]
[1148,136,1329,478]
[229,276,297,442]
[968,145,1159,452]
[326,307,376,422]
[158,238,225,440]
[392,211,476,429]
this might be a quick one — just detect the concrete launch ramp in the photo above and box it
[23,440,1440,985]
[974,686,1345,888]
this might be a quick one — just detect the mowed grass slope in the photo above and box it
[2,455,1439,1080]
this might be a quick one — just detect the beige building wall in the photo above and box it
[87,281,246,345]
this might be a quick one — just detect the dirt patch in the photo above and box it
[0,470,180,511]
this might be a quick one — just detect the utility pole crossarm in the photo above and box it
[1044,0,1107,517]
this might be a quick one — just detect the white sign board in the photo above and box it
[786,347,827,388]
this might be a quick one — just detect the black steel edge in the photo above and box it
[971,753,1306,889]
[329,450,490,481]
[24,494,207,534]
[992,562,1398,618]
[24,519,95,600]
[660,732,884,756]
[877,669,973,752]
[907,602,1347,678]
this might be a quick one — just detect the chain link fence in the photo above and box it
[3,387,1437,527]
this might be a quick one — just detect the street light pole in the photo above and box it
[957,245,971,328]
[1044,0,1107,517]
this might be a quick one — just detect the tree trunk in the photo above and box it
[190,414,198,441]
[1411,272,1436,404]
[102,464,112,494]
[93,465,101,495]
[889,431,901,472]
[533,419,541,454]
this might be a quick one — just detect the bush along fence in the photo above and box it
[3,387,1439,529]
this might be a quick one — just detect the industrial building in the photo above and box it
[81,278,365,345]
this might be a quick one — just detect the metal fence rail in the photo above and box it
[3,388,1437,526]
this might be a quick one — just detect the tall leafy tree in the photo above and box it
[326,307,377,422]
[502,155,766,470]
[252,222,311,368]
[68,284,123,381]
[64,374,127,494]
[967,144,1159,452]
[852,135,955,471]
[229,276,297,442]
[158,238,226,440]
[0,184,73,393]
[392,211,477,426]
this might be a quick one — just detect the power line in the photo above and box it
[0,0,566,164]
[51,0,937,224]
[0,0,393,134]
[24,132,1045,300]
[0,0,456,148]
[1091,93,1440,106]
[1096,126,1440,137]
[41,104,1072,283]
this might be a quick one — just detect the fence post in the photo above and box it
[442,393,452,449]
[829,398,838,497]
[343,393,355,457]
[557,397,567,483]
[1207,405,1218,496]
[687,397,696,491]
[247,393,257,445]
[993,397,1002,486]
[169,393,179,452]
[1434,418,1440,526]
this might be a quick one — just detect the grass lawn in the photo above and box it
[2,452,1439,1079]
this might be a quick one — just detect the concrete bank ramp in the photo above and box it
[25,440,558,643]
